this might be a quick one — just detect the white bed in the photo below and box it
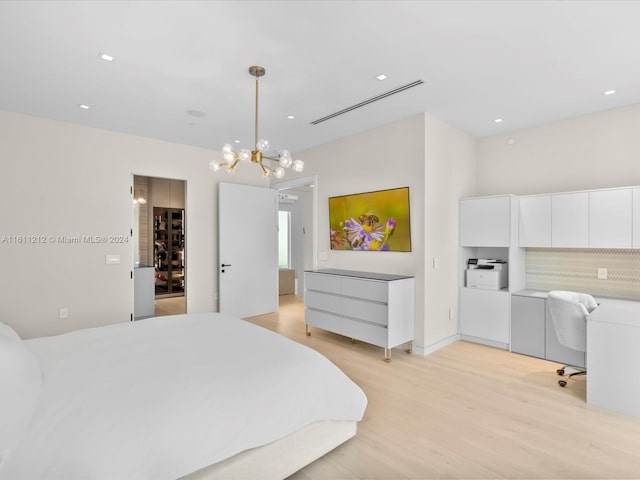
[0,313,367,479]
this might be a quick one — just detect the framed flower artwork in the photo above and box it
[329,187,411,252]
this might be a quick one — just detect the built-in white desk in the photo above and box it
[587,299,640,418]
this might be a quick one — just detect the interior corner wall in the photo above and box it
[0,111,264,339]
[295,115,428,349]
[423,113,477,347]
[476,103,640,196]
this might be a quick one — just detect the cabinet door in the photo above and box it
[459,288,510,346]
[551,192,589,248]
[460,196,511,247]
[589,188,632,248]
[511,296,546,358]
[634,188,640,249]
[545,302,585,368]
[519,195,551,247]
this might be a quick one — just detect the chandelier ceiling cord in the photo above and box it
[210,66,304,179]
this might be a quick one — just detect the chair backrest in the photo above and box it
[547,291,597,353]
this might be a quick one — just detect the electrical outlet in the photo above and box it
[318,251,328,261]
[449,307,455,320]
[433,257,439,269]
[597,267,608,280]
[58,307,68,319]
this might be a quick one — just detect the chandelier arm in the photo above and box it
[262,162,276,173]
[261,154,279,161]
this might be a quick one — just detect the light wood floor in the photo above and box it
[154,295,186,317]
[247,295,640,480]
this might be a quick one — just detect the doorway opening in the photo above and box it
[133,175,186,319]
[275,175,317,304]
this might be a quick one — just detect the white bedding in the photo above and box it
[1,313,367,479]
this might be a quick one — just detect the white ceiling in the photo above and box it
[1,1,639,154]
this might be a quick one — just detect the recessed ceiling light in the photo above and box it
[604,89,616,96]
[98,52,114,62]
[286,115,295,120]
[78,104,90,110]
[494,118,503,123]
[376,74,388,81]
[234,140,241,143]
[186,109,206,118]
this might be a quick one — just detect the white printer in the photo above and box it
[466,259,508,290]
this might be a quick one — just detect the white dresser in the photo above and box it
[304,269,414,361]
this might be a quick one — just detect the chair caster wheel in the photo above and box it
[557,368,565,376]
[558,380,567,387]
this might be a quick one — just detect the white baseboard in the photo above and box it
[459,334,509,350]
[412,333,460,356]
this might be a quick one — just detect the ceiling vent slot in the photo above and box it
[311,80,424,125]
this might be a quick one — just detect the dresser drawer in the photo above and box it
[305,290,341,314]
[341,320,387,348]
[342,297,388,326]
[341,277,388,303]
[305,273,341,294]
[305,308,341,333]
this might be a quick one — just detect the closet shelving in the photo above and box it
[154,207,185,297]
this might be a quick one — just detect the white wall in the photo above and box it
[293,115,426,346]
[292,113,475,352]
[477,103,640,195]
[2,107,476,349]
[0,111,263,338]
[424,114,476,346]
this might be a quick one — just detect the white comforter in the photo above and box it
[2,313,367,479]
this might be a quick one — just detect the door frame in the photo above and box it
[131,173,188,320]
[272,175,318,290]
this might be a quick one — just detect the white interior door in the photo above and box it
[218,182,278,318]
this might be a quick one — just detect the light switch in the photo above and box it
[597,267,608,280]
[105,254,121,265]
[318,252,328,261]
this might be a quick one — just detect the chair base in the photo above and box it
[556,366,586,387]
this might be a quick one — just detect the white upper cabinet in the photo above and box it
[589,188,633,249]
[551,192,589,248]
[460,196,511,247]
[633,188,640,249]
[519,195,551,247]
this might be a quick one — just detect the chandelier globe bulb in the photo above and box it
[256,138,269,152]
[240,149,251,161]
[292,159,304,173]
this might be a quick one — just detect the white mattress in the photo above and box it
[1,313,367,479]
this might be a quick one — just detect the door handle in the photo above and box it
[221,263,232,273]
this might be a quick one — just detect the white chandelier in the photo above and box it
[209,66,303,179]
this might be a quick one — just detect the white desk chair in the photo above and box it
[547,290,597,387]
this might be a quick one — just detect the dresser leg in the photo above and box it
[305,324,311,336]
[384,348,391,362]
[351,338,357,344]
[406,340,413,354]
